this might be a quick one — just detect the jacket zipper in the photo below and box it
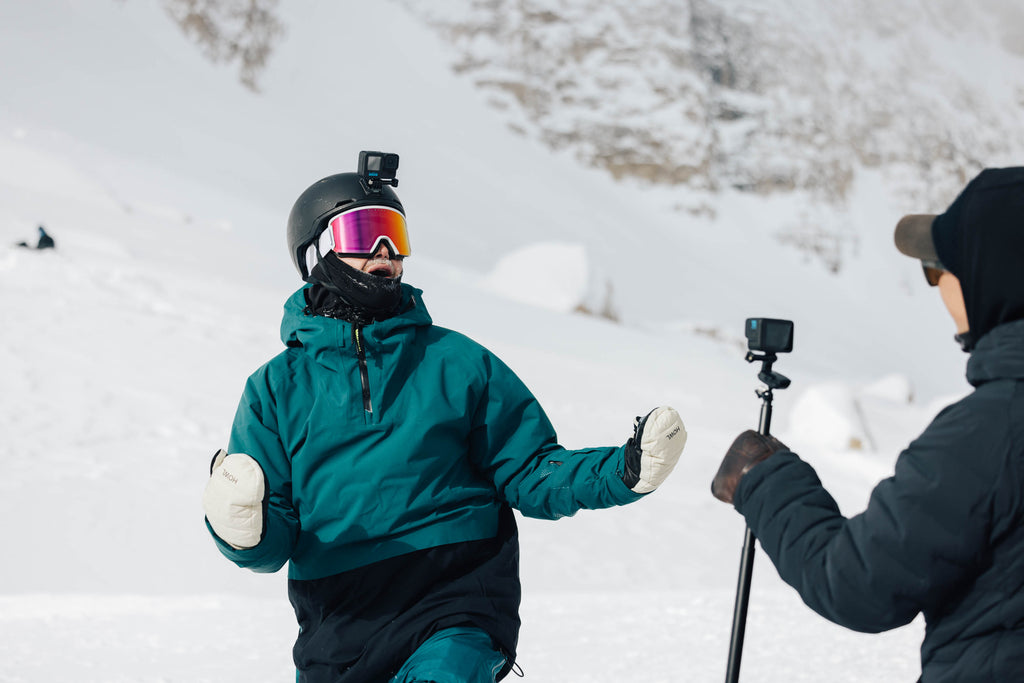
[352,325,373,414]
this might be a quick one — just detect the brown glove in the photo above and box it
[711,429,788,504]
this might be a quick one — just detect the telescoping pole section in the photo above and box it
[724,387,774,683]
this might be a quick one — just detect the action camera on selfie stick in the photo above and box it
[725,318,794,683]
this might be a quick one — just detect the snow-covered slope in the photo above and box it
[0,0,1002,680]
[0,162,930,681]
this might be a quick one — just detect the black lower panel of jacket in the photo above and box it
[289,506,521,683]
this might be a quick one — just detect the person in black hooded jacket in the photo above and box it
[711,167,1024,682]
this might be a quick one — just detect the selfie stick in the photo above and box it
[725,349,790,683]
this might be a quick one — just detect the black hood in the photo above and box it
[933,167,1024,346]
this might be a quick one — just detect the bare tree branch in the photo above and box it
[163,0,285,92]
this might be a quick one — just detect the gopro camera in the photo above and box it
[745,318,794,354]
[358,150,400,190]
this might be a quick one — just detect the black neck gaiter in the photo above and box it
[308,256,403,325]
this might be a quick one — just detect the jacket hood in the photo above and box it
[934,167,1024,345]
[280,283,432,355]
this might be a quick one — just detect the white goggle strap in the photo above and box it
[303,228,336,277]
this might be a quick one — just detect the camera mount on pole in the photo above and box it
[725,319,794,683]
[741,349,790,450]
[747,349,790,392]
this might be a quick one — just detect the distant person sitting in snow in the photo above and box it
[36,225,54,249]
[16,225,55,250]
[711,167,1024,681]
[201,151,688,683]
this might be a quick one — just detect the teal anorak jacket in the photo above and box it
[210,284,642,580]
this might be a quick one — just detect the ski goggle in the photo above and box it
[322,205,411,257]
[305,205,411,275]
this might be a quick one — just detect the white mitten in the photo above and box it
[623,407,687,494]
[202,449,266,550]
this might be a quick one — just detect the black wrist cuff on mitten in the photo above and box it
[622,413,649,488]
[623,439,642,488]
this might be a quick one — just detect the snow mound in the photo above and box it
[482,241,590,313]
[862,373,914,403]
[787,381,871,452]
[787,374,930,455]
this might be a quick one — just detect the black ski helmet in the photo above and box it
[286,172,405,281]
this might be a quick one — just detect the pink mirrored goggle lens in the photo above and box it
[324,206,411,257]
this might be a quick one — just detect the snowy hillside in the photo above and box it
[0,0,1002,680]
[398,0,1024,206]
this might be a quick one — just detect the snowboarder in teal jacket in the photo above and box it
[202,152,688,683]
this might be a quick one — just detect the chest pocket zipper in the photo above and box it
[352,326,373,414]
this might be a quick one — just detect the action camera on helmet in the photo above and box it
[358,151,400,191]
